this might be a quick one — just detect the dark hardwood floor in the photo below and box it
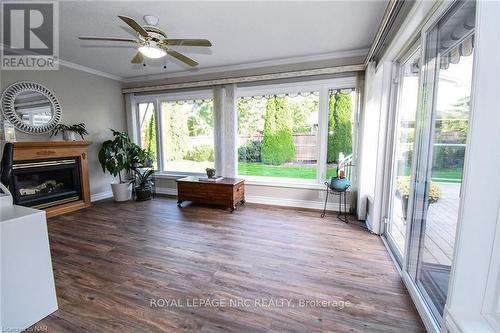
[29,196,425,332]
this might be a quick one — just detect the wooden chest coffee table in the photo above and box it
[176,177,245,212]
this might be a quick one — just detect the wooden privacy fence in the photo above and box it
[239,133,318,162]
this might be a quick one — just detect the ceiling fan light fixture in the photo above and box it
[143,15,159,26]
[138,44,166,59]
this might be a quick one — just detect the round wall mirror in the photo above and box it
[1,81,62,134]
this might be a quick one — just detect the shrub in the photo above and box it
[261,96,295,165]
[327,94,336,163]
[143,112,157,162]
[238,140,262,162]
[327,92,353,163]
[184,145,214,162]
[162,105,189,161]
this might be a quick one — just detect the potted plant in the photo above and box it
[51,123,88,141]
[206,168,216,178]
[129,145,154,168]
[329,165,350,191]
[395,176,442,219]
[98,129,135,202]
[131,168,155,201]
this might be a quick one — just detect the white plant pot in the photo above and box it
[111,183,132,202]
[63,132,76,141]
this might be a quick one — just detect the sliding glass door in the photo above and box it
[407,0,476,321]
[385,43,421,263]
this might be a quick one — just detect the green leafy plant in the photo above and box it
[129,144,154,166]
[261,96,295,165]
[98,129,136,183]
[50,123,88,139]
[395,176,442,203]
[130,168,155,189]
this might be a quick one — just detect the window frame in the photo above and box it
[132,77,357,184]
[381,39,422,268]
[134,89,214,176]
[236,77,357,185]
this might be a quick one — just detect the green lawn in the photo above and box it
[238,162,318,179]
[160,160,462,183]
[431,169,463,183]
[401,165,463,183]
[239,162,462,183]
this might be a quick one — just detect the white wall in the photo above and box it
[0,66,126,196]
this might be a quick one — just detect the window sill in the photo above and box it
[237,176,326,190]
[154,172,205,179]
[154,172,328,190]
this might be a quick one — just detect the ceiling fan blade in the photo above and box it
[166,39,212,47]
[131,51,144,64]
[118,15,149,38]
[167,50,198,67]
[79,36,137,43]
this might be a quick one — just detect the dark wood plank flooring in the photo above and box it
[29,196,425,332]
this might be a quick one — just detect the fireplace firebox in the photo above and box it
[11,158,82,209]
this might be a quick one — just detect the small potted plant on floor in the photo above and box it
[51,123,88,141]
[98,129,135,202]
[131,168,155,201]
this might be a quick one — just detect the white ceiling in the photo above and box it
[60,1,387,80]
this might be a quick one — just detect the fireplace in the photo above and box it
[11,158,82,209]
[12,141,91,217]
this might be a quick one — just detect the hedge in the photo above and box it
[260,96,295,165]
[184,145,214,162]
[162,106,189,161]
[238,140,262,162]
[327,92,353,163]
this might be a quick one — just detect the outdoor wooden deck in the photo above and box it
[390,183,460,266]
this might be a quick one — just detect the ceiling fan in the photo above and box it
[78,15,212,67]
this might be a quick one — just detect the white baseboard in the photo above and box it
[155,187,177,196]
[155,187,348,212]
[245,194,348,212]
[91,191,113,202]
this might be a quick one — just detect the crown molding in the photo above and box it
[58,59,125,82]
[0,46,367,84]
[0,42,124,82]
[122,63,363,94]
[123,48,369,83]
